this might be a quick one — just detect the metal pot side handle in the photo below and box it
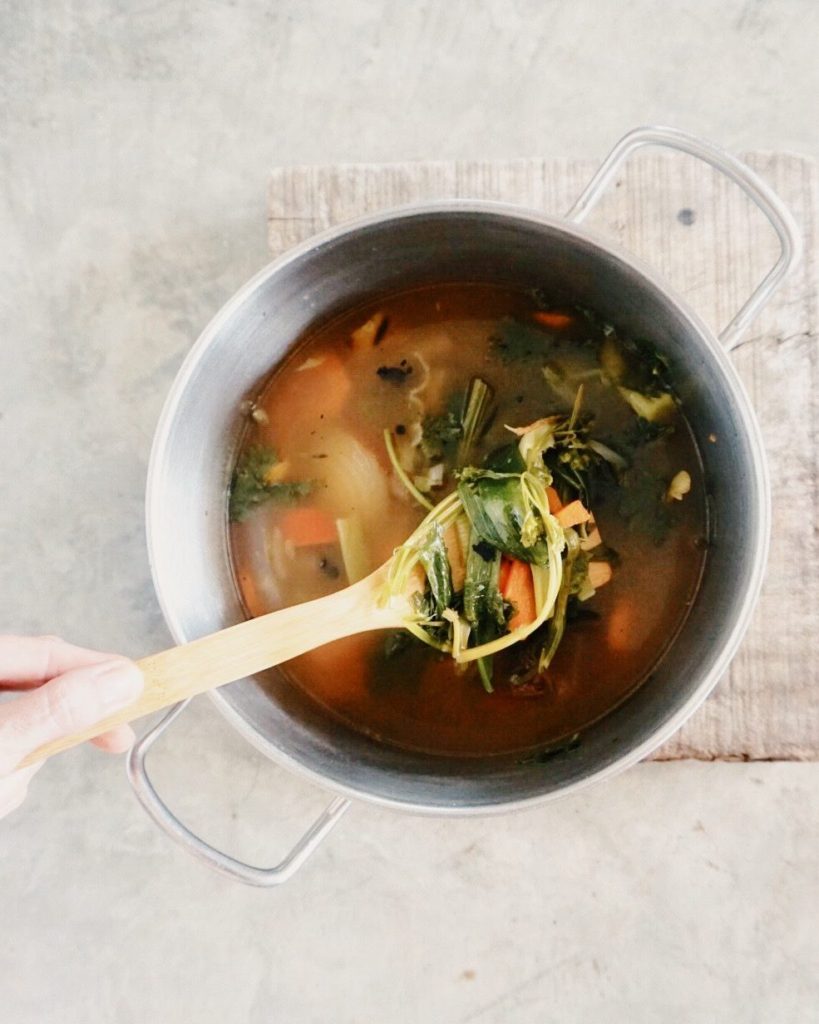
[126,700,351,887]
[565,125,803,351]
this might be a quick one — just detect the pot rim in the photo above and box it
[145,198,771,817]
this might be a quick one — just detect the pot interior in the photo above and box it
[147,205,767,812]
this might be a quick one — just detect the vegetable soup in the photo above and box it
[229,284,707,757]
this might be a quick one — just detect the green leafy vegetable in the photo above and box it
[596,329,678,419]
[538,530,581,671]
[229,445,311,522]
[420,410,461,462]
[417,524,454,616]
[458,469,551,564]
[484,442,526,474]
[463,528,505,693]
[458,376,495,464]
[421,376,495,467]
[463,531,505,630]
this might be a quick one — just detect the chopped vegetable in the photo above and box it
[463,528,505,692]
[229,445,311,522]
[412,462,445,493]
[533,311,573,329]
[555,499,592,529]
[599,335,627,382]
[458,376,495,464]
[598,331,675,397]
[421,410,461,462]
[417,524,454,616]
[443,523,467,592]
[546,486,563,513]
[617,387,676,423]
[463,530,505,631]
[458,469,553,564]
[279,506,337,547]
[321,430,390,525]
[351,311,387,349]
[666,470,692,502]
[500,558,537,631]
[384,428,434,510]
[336,515,371,583]
[538,529,582,670]
[587,439,628,470]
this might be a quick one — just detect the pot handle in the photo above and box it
[126,700,351,887]
[565,125,802,350]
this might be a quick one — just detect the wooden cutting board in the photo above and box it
[268,151,818,761]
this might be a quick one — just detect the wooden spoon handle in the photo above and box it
[19,568,402,767]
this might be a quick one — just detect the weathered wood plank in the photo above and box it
[268,152,818,760]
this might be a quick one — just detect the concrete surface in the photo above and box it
[0,2,817,1022]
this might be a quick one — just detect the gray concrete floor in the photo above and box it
[1,2,817,1022]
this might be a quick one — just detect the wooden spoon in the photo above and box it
[19,564,408,768]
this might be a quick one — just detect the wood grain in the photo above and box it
[268,152,819,761]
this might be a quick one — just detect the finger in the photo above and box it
[90,723,136,754]
[0,635,115,687]
[0,763,42,820]
[0,658,144,775]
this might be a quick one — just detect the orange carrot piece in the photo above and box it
[587,561,613,589]
[498,556,513,594]
[279,506,338,547]
[580,525,602,551]
[555,499,592,529]
[546,486,563,514]
[533,311,573,330]
[501,558,537,631]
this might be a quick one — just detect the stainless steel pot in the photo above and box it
[128,127,801,885]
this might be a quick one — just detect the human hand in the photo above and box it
[0,635,144,820]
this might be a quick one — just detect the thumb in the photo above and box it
[0,658,143,774]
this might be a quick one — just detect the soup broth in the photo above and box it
[229,283,707,757]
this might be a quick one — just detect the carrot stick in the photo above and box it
[533,311,573,330]
[498,557,513,594]
[279,507,338,547]
[500,558,537,630]
[555,499,592,529]
[546,486,563,514]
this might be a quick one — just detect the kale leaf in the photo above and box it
[420,410,462,461]
[229,444,311,522]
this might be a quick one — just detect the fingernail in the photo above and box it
[91,659,144,711]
